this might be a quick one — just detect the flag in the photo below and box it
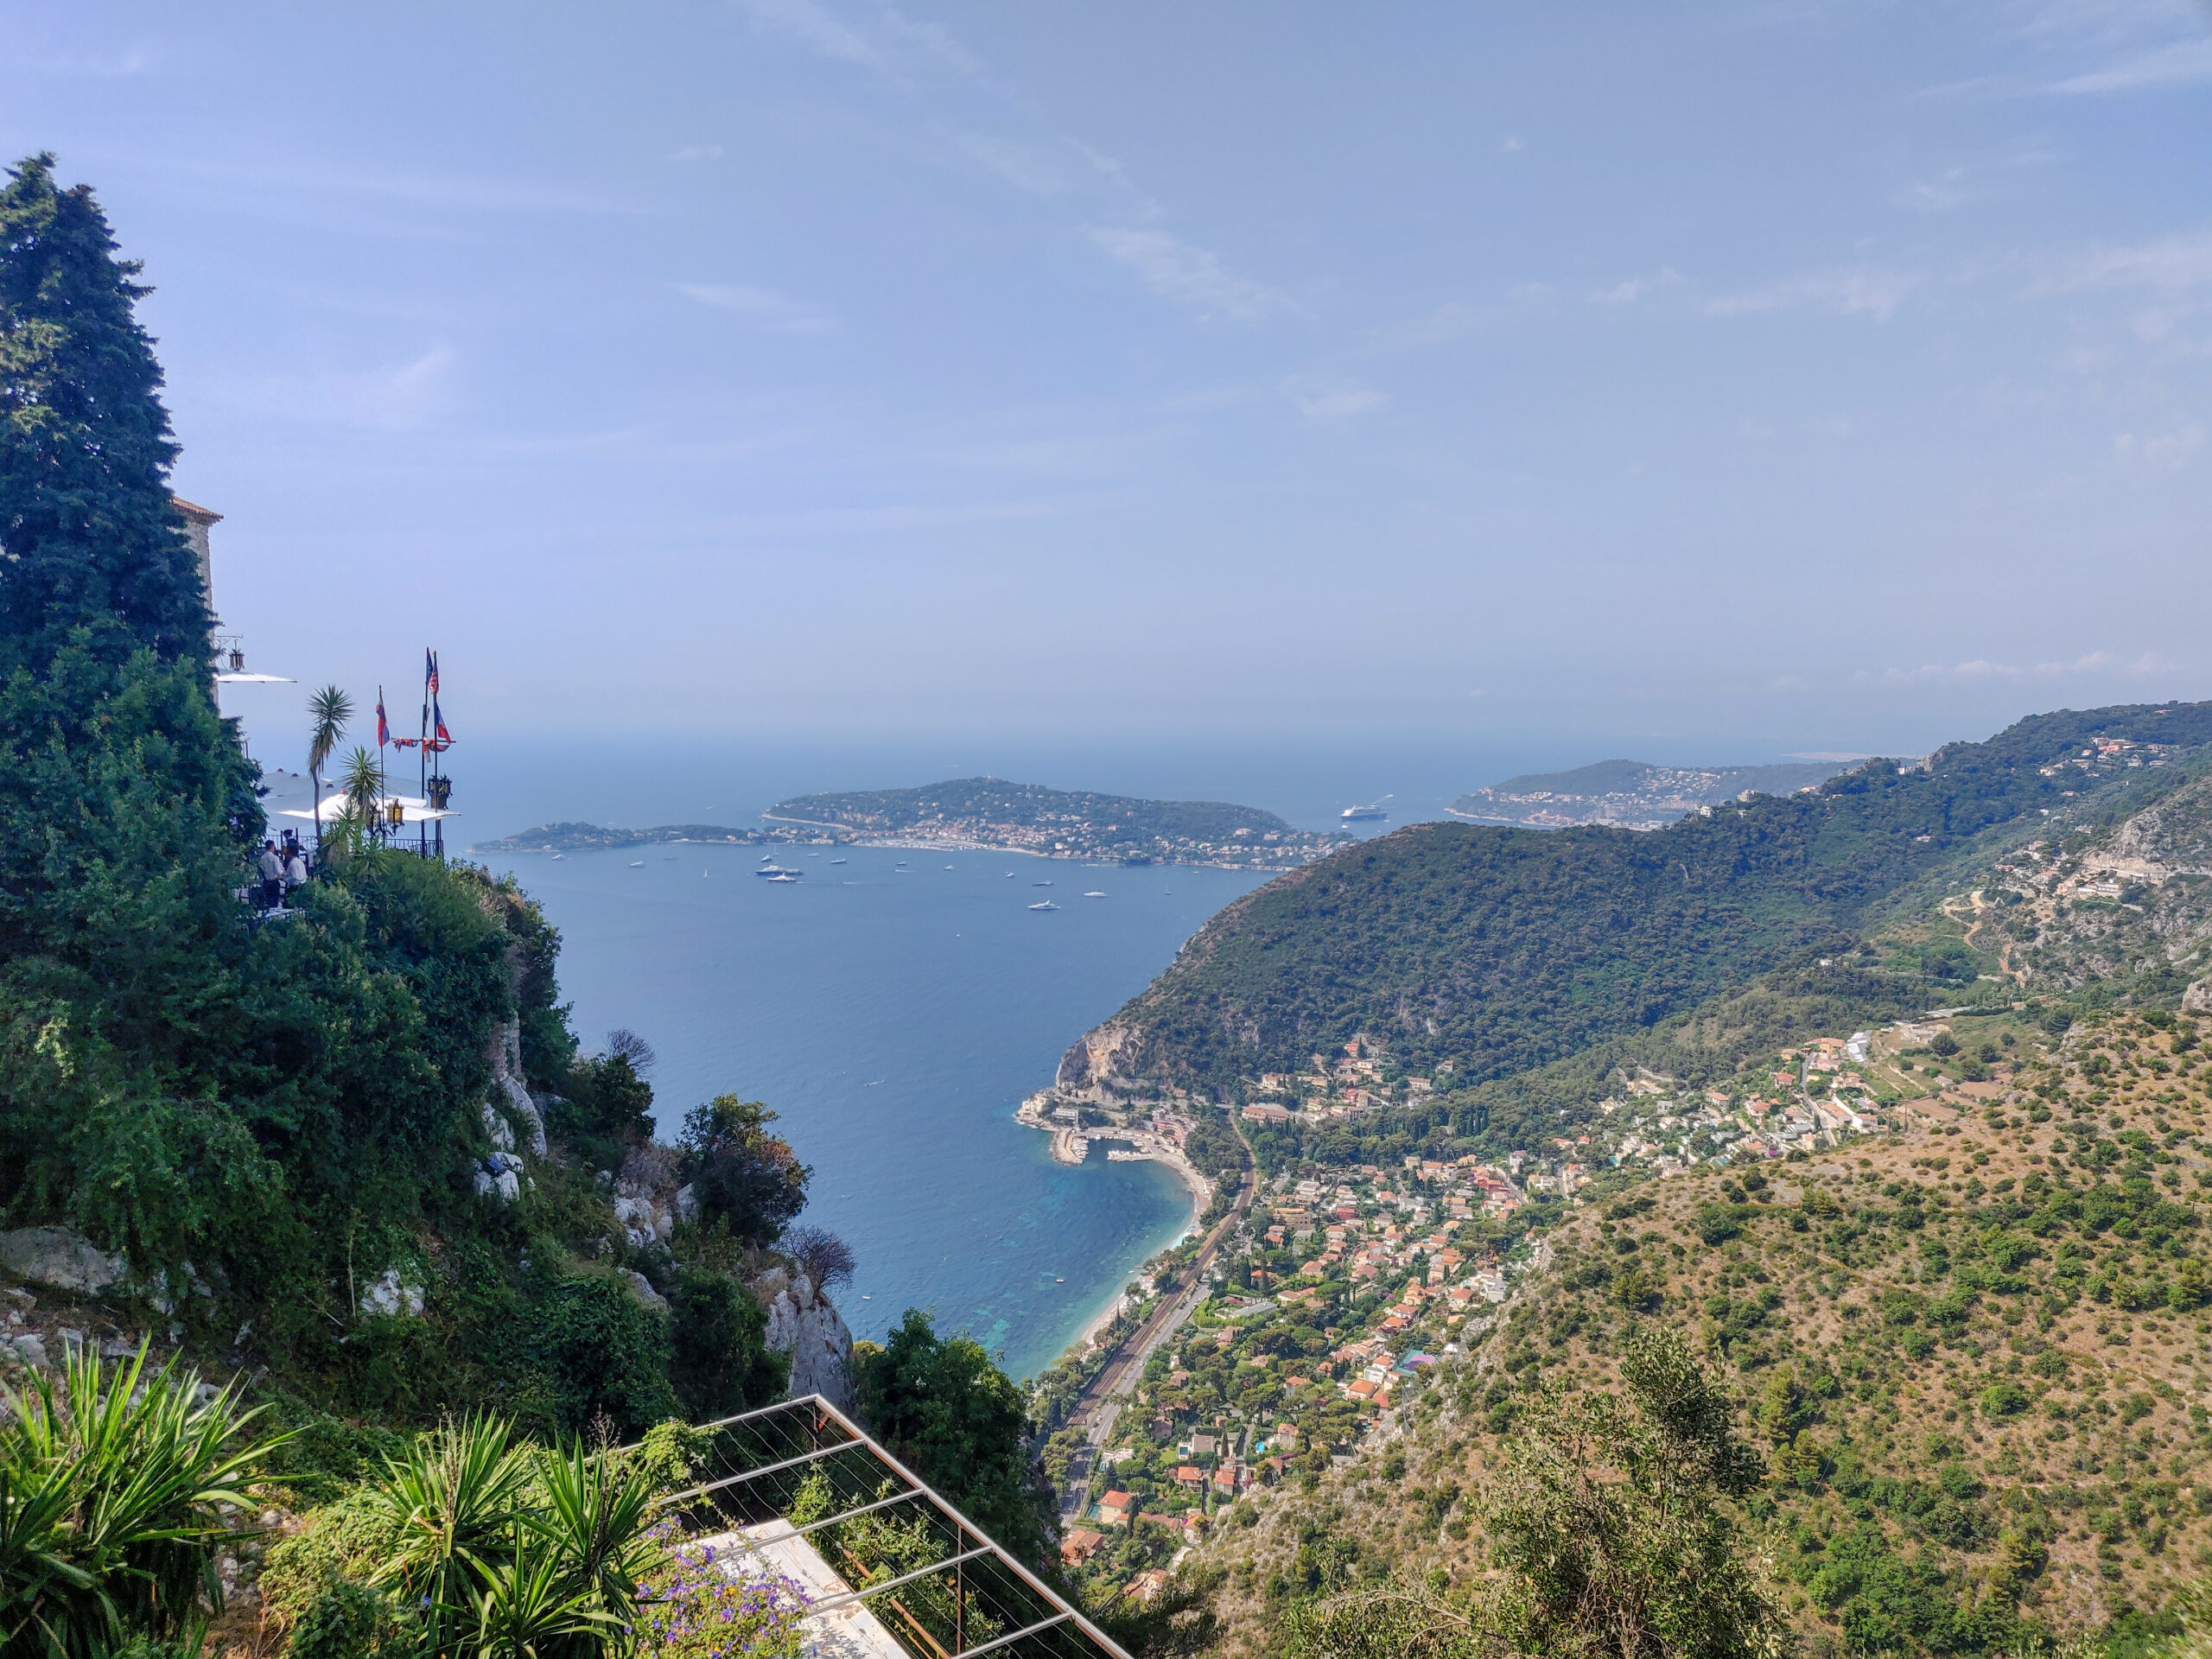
[426,648,439,696]
[377,698,390,747]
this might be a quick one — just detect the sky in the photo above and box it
[9,2,2211,768]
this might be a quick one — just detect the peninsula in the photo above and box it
[1449,755,1849,830]
[765,776,1347,869]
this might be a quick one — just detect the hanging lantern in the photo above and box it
[427,775,452,810]
[228,646,245,671]
[386,798,404,827]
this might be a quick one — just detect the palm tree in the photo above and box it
[340,746,384,841]
[306,685,353,850]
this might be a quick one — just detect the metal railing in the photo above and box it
[643,1395,1132,1659]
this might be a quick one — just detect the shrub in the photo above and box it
[289,1583,403,1659]
[1979,1382,2031,1417]
[666,1270,785,1422]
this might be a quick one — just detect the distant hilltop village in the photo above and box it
[481,777,1347,870]
[1451,756,1853,830]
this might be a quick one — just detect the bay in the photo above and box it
[493,839,1270,1380]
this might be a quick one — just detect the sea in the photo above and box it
[236,723,1763,1379]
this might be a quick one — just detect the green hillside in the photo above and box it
[766,775,1344,865]
[1087,707,2212,1091]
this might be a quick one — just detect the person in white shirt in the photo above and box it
[285,848,308,897]
[257,841,284,910]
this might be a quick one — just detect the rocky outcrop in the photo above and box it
[1057,1019,1144,1094]
[2186,974,2212,1015]
[0,1228,124,1294]
[359,1268,425,1319]
[613,1146,681,1249]
[750,1265,854,1409]
[472,1016,544,1204]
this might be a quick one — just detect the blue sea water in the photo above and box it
[490,839,1270,1380]
[428,728,1770,1378]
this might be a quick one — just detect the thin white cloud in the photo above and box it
[673,283,838,335]
[1867,649,2170,684]
[2113,421,2205,471]
[1087,228,1300,322]
[1288,380,1388,423]
[2050,35,2212,92]
[735,0,881,67]
[1705,267,1920,321]
[958,135,1067,197]
[247,345,456,431]
[1591,269,1681,306]
[1383,283,1556,347]
[2036,230,2212,293]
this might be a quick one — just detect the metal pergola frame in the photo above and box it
[642,1394,1133,1659]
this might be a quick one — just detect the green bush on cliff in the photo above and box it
[0,152,791,1432]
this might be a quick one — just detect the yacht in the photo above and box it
[1028,899,1061,912]
[754,862,801,879]
[1084,891,1106,898]
[628,861,644,868]
[830,857,847,865]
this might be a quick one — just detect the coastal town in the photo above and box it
[1032,998,2063,1606]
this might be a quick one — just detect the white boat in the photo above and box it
[628,861,644,868]
[830,858,847,865]
[765,871,799,883]
[1033,880,1053,887]
[1084,891,1106,898]
[1341,796,1392,822]
[1029,900,1060,912]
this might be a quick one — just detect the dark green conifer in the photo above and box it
[0,152,207,670]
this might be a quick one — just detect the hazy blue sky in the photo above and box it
[10,3,2210,762]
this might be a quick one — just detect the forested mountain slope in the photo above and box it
[1071,706,2212,1092]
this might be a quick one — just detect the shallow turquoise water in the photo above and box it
[494,842,1268,1379]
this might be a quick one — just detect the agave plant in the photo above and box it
[0,1343,283,1659]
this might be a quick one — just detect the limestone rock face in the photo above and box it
[473,1153,524,1205]
[0,1228,124,1294]
[750,1266,855,1410]
[2186,974,2212,1015]
[360,1268,426,1319]
[621,1270,669,1312]
[1057,1019,1141,1093]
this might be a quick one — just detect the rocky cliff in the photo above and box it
[751,1264,855,1409]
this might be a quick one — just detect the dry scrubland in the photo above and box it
[1197,1010,2212,1655]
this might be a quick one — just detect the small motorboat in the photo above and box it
[1029,900,1060,912]
[628,861,644,868]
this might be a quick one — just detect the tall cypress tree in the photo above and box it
[0,152,208,671]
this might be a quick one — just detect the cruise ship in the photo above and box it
[1341,800,1389,822]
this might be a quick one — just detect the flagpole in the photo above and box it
[418,648,429,857]
[376,684,387,846]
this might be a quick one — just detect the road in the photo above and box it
[1062,1117,1260,1473]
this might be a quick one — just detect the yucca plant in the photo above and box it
[464,1534,615,1659]
[369,1414,530,1659]
[365,1419,666,1659]
[526,1440,656,1640]
[0,1343,283,1659]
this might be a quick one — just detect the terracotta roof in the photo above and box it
[171,496,223,524]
